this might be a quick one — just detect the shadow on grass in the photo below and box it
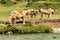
[16,21,30,24]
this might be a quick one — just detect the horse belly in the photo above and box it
[43,11,50,14]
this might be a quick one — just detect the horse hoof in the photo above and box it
[40,18,43,20]
[23,23,25,24]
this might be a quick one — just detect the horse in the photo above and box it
[9,10,26,26]
[9,9,39,26]
[26,9,39,19]
[39,8,54,19]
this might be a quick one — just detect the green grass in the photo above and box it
[0,24,53,33]
[27,1,60,9]
[0,1,60,33]
[0,24,7,33]
[0,2,27,21]
[0,2,60,21]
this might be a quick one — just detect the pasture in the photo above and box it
[0,2,60,28]
[0,1,60,40]
[0,5,60,22]
[0,1,60,22]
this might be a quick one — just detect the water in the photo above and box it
[0,33,60,40]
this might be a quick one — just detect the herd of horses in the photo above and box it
[9,8,54,26]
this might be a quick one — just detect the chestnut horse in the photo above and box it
[39,8,54,19]
[9,9,39,26]
[9,10,26,26]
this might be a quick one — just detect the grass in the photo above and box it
[0,2,27,21]
[0,13,60,22]
[0,23,53,33]
[0,1,60,40]
[0,1,60,34]
[27,1,60,9]
[0,24,7,33]
[0,1,60,21]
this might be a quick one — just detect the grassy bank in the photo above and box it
[0,1,60,34]
[0,24,53,34]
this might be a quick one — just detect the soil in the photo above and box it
[0,19,60,28]
[31,19,60,28]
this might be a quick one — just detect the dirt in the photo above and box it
[31,19,60,28]
[0,19,60,28]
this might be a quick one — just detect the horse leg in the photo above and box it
[31,14,33,19]
[26,14,29,20]
[48,13,51,19]
[10,18,16,26]
[9,19,12,26]
[40,13,43,19]
[14,18,16,24]
[34,14,36,20]
[9,17,13,26]
[28,14,31,20]
[22,16,25,24]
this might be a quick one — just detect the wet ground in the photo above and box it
[31,19,60,28]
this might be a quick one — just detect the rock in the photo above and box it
[52,28,60,33]
[7,31,13,34]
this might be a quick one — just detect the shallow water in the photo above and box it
[0,33,60,40]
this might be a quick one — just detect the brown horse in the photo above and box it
[19,9,38,20]
[39,8,54,19]
[9,9,39,26]
[9,10,26,26]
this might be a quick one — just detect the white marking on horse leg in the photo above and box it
[23,21,25,24]
[22,16,25,24]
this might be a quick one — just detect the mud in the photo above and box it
[31,19,60,27]
[0,19,60,27]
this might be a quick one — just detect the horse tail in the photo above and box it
[51,10,54,14]
[49,8,54,14]
[39,9,43,13]
[52,12,54,14]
